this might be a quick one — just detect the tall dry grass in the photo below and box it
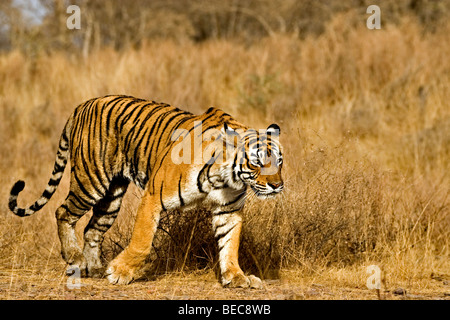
[0,13,448,288]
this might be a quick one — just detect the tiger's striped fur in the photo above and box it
[9,95,284,287]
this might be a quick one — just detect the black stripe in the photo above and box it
[78,99,96,140]
[206,163,214,185]
[167,116,195,144]
[203,151,221,189]
[56,149,65,159]
[144,110,173,168]
[231,152,239,183]
[189,112,217,138]
[98,98,109,181]
[42,189,53,199]
[132,125,150,177]
[53,161,66,173]
[214,224,236,241]
[10,180,25,195]
[89,104,104,189]
[92,99,101,141]
[77,105,109,193]
[62,202,86,216]
[197,163,208,193]
[243,144,252,164]
[237,168,253,180]
[146,113,197,193]
[59,143,69,152]
[152,111,189,161]
[85,101,95,164]
[105,96,129,130]
[79,147,106,195]
[68,190,94,209]
[213,221,227,232]
[15,208,26,217]
[121,99,148,127]
[160,181,166,211]
[218,238,230,251]
[131,103,156,125]
[96,205,121,216]
[134,111,171,176]
[199,122,221,138]
[67,196,89,212]
[123,106,165,156]
[214,208,240,216]
[178,174,184,206]
[61,128,69,142]
[8,198,17,211]
[115,100,144,130]
[30,201,45,212]
[73,172,98,203]
[105,97,121,132]
[171,117,200,141]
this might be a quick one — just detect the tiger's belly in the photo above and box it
[162,184,246,214]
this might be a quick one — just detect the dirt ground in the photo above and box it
[1,260,449,300]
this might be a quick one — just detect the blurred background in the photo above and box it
[2,0,450,53]
[0,0,449,297]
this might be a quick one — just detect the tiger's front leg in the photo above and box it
[212,210,263,289]
[106,191,161,285]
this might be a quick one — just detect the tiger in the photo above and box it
[8,95,284,288]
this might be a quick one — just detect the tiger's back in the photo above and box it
[71,95,243,190]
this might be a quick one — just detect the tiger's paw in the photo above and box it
[223,273,263,289]
[66,258,87,278]
[105,259,136,285]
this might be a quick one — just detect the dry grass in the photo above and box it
[0,13,449,299]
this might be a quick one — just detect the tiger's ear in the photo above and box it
[266,123,280,137]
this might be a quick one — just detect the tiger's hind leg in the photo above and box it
[83,178,129,278]
[56,193,96,277]
[57,167,111,277]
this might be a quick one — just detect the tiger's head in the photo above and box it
[223,123,284,199]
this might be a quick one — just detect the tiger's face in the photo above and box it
[226,123,284,199]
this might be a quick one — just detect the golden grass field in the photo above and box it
[0,13,449,300]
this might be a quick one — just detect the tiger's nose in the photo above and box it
[268,182,283,189]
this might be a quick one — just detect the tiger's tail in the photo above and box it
[9,117,73,217]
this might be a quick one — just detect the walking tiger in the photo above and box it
[9,95,284,287]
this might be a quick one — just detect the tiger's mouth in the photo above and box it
[250,185,282,199]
